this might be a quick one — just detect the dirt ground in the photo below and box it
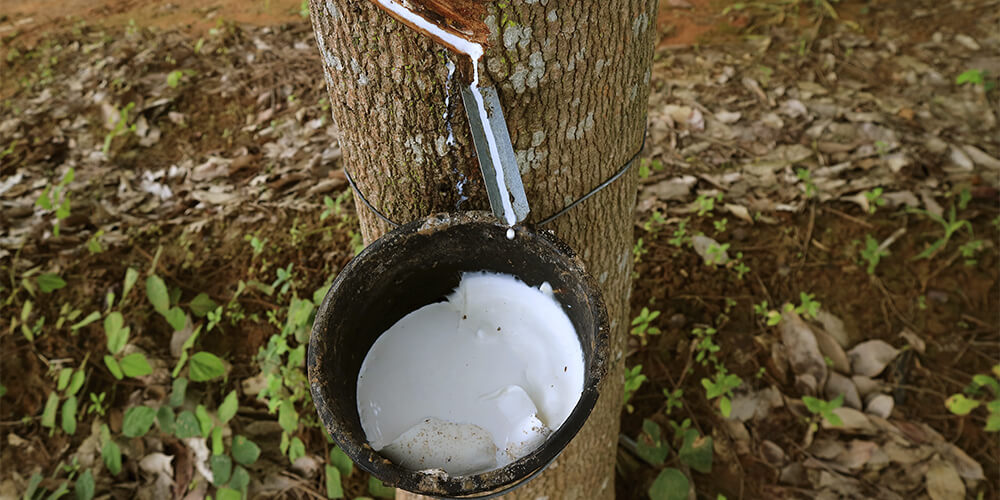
[1,0,998,499]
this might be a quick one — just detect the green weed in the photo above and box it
[624,364,647,413]
[910,199,975,260]
[803,394,844,427]
[102,102,137,155]
[863,187,885,214]
[946,365,1000,432]
[35,168,74,237]
[859,234,889,274]
[631,307,662,346]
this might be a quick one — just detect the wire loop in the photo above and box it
[345,125,647,228]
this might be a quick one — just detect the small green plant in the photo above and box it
[320,191,352,221]
[691,327,720,366]
[945,365,1000,432]
[695,193,723,217]
[874,140,890,157]
[754,301,782,326]
[245,234,268,256]
[713,218,728,233]
[633,237,649,264]
[803,393,844,427]
[668,218,690,247]
[702,370,741,418]
[101,311,153,381]
[796,168,817,198]
[41,362,87,435]
[638,158,665,179]
[631,307,662,346]
[956,69,996,91]
[102,102,137,155]
[87,230,105,254]
[0,140,16,161]
[863,187,885,214]
[704,242,730,266]
[958,239,985,266]
[910,199,975,260]
[794,292,821,319]
[643,210,667,234]
[636,418,713,500]
[255,284,328,462]
[731,252,750,280]
[87,392,107,416]
[166,70,184,88]
[663,388,683,415]
[623,364,647,413]
[35,168,74,237]
[859,234,890,274]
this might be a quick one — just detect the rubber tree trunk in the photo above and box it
[309,1,656,498]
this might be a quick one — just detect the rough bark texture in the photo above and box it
[309,0,655,498]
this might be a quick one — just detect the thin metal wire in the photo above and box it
[535,126,647,226]
[344,125,647,228]
[344,167,401,228]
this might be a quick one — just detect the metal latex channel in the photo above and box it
[461,85,530,224]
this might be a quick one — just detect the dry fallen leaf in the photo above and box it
[729,386,784,422]
[643,176,697,202]
[823,407,876,434]
[847,340,900,377]
[834,440,878,470]
[184,437,213,484]
[898,328,926,354]
[779,312,828,385]
[925,459,965,500]
[815,310,851,347]
[814,327,851,374]
[825,372,862,410]
[864,394,894,418]
[939,442,985,481]
[139,452,175,477]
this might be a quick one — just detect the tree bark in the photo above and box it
[309,0,656,498]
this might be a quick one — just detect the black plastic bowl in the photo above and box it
[308,212,609,498]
